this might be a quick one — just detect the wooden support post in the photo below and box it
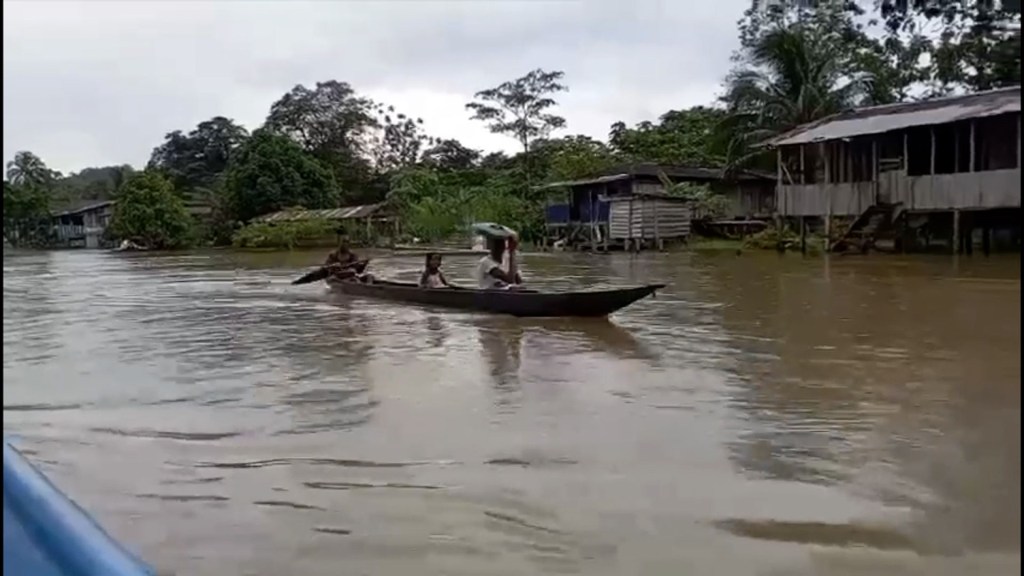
[776,147,785,217]
[983,222,991,256]
[969,120,976,172]
[872,139,880,205]
[822,143,831,250]
[846,142,852,183]
[954,123,960,171]
[622,196,630,251]
[799,145,805,184]
[653,199,661,251]
[964,216,973,255]
[930,127,936,175]
[952,210,961,255]
[799,217,807,254]
[903,131,913,208]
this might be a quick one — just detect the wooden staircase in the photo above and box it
[831,203,904,253]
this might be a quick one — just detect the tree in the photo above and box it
[420,138,482,172]
[370,104,437,171]
[609,107,727,167]
[531,135,617,182]
[6,151,60,188]
[264,80,378,196]
[3,180,51,247]
[59,165,134,202]
[479,151,514,171]
[108,171,194,249]
[223,130,338,223]
[718,5,879,170]
[148,116,248,192]
[466,68,569,185]
[656,171,730,221]
[879,0,1021,93]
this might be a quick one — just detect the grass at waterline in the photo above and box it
[685,236,746,251]
[682,233,827,254]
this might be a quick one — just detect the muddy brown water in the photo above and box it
[3,249,1020,575]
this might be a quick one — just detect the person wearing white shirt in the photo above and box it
[475,236,523,289]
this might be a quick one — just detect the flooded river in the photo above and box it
[3,249,1020,576]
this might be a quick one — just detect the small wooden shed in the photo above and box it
[606,192,692,250]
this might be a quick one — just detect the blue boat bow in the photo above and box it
[3,440,156,576]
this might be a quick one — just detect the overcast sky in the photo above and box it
[3,0,749,174]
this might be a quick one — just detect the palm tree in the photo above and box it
[716,24,872,171]
[5,151,58,188]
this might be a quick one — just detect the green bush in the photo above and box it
[657,173,731,221]
[743,224,822,253]
[388,168,543,243]
[108,171,195,249]
[231,218,337,249]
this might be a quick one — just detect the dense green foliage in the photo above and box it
[223,130,338,223]
[3,180,51,247]
[5,1,1016,249]
[108,171,194,250]
[148,116,248,192]
[231,218,338,250]
[388,169,539,242]
[4,152,57,247]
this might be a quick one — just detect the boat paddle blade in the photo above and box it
[292,266,331,285]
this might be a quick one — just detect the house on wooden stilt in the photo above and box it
[765,86,1021,254]
[537,164,775,251]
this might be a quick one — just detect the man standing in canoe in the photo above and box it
[476,235,523,289]
[325,236,372,282]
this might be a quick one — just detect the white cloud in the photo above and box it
[3,0,748,173]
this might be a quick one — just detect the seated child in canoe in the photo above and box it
[419,253,451,289]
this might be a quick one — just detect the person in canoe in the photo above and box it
[325,237,373,283]
[419,252,451,288]
[476,236,523,290]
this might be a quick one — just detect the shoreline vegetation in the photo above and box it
[4,3,1019,254]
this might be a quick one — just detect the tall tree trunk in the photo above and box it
[521,136,531,196]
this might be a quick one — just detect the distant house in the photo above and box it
[49,195,212,249]
[254,203,388,224]
[52,200,115,249]
[254,203,396,242]
[536,163,775,250]
[765,86,1020,252]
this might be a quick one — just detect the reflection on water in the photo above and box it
[3,249,1020,575]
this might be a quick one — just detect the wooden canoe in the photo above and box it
[326,278,665,318]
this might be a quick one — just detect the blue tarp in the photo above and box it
[3,441,155,576]
[545,204,571,224]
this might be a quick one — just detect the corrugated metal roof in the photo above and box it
[535,164,774,190]
[255,203,385,223]
[535,174,631,190]
[768,86,1020,147]
[51,200,115,217]
[602,192,690,202]
[600,163,773,181]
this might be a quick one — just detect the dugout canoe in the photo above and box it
[327,278,665,317]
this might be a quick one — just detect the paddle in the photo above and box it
[291,259,369,285]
